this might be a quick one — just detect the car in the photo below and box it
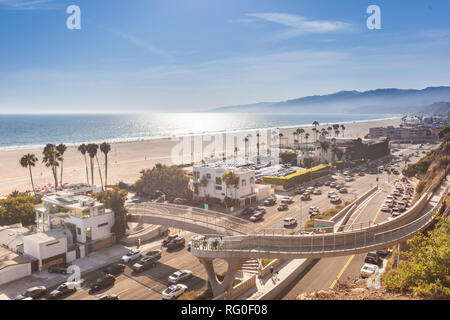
[358,172,365,176]
[263,197,276,206]
[132,255,157,272]
[145,249,162,259]
[102,263,126,275]
[301,193,311,201]
[168,270,193,283]
[330,182,337,188]
[166,237,185,250]
[339,188,348,194]
[313,189,322,195]
[173,198,186,204]
[98,293,119,300]
[162,234,180,247]
[391,211,400,217]
[120,249,142,263]
[48,263,71,274]
[309,211,320,217]
[254,206,267,214]
[314,182,323,187]
[324,181,331,186]
[397,202,407,212]
[381,205,391,213]
[161,284,188,300]
[345,176,354,182]
[277,204,289,211]
[283,217,297,227]
[327,191,336,198]
[360,263,378,278]
[90,274,115,291]
[242,207,256,214]
[281,196,294,204]
[14,286,47,300]
[306,187,315,192]
[364,252,383,267]
[294,187,305,194]
[385,199,394,208]
[330,195,341,204]
[309,206,319,214]
[376,248,390,257]
[249,211,265,222]
[48,282,78,299]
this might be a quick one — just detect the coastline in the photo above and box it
[0,117,401,196]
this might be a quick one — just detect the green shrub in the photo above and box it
[261,258,274,268]
[415,180,427,195]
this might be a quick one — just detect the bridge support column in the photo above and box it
[198,258,245,297]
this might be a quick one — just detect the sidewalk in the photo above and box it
[236,259,308,300]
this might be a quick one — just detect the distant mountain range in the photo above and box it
[210,86,450,115]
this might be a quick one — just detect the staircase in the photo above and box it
[236,259,260,280]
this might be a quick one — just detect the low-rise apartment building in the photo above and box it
[369,126,437,143]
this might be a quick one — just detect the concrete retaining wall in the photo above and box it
[120,225,168,246]
[214,275,257,300]
[330,186,378,222]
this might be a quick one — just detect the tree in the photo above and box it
[0,195,36,226]
[100,142,111,189]
[319,141,330,161]
[256,133,260,163]
[56,144,67,187]
[438,125,450,140]
[94,188,129,239]
[280,151,297,164]
[135,164,191,199]
[222,171,239,207]
[20,154,38,196]
[78,144,89,184]
[244,136,249,160]
[340,124,346,137]
[42,147,61,189]
[87,143,101,187]
[304,133,310,147]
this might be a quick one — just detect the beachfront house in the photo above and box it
[192,163,257,208]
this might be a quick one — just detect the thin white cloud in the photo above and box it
[106,28,173,60]
[0,0,58,10]
[246,12,352,37]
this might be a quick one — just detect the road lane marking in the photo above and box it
[329,255,355,289]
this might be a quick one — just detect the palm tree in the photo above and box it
[20,154,38,196]
[340,124,346,137]
[234,146,239,160]
[56,144,67,187]
[256,133,260,163]
[100,142,111,189]
[319,141,330,161]
[78,144,89,184]
[87,143,103,189]
[313,121,319,141]
[304,133,310,148]
[278,133,284,148]
[298,128,305,148]
[244,136,249,160]
[327,126,333,136]
[42,148,61,189]
[334,129,340,137]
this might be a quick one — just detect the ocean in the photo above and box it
[0,113,399,150]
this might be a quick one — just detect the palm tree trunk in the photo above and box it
[28,166,36,196]
[96,156,104,191]
[60,160,64,188]
[90,157,94,185]
[52,166,58,189]
[104,155,108,190]
[83,154,89,184]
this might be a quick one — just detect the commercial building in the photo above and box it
[369,126,437,143]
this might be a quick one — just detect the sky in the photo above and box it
[0,0,450,113]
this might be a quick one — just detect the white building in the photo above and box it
[31,191,115,269]
[192,163,257,207]
[0,247,31,286]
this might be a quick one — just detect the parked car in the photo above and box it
[301,193,311,201]
[294,187,305,194]
[120,249,142,263]
[102,263,126,275]
[339,188,348,194]
[250,211,265,222]
[161,284,188,300]
[313,189,322,195]
[391,211,400,217]
[308,206,319,214]
[281,196,294,204]
[324,181,331,186]
[14,286,47,300]
[168,270,193,283]
[166,237,185,250]
[90,274,115,291]
[310,211,320,217]
[242,207,256,214]
[345,176,354,182]
[173,198,186,204]
[360,263,378,278]
[48,282,78,299]
[263,197,276,206]
[145,249,162,259]
[376,248,390,257]
[314,182,323,187]
[358,172,365,176]
[162,234,180,247]
[327,191,336,198]
[330,195,341,204]
[330,182,337,188]
[283,217,297,227]
[381,205,392,213]
[98,293,119,300]
[254,206,266,214]
[48,263,71,274]
[132,256,157,272]
[364,252,383,267]
[277,204,289,211]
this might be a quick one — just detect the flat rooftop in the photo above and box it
[23,229,66,244]
[0,247,30,270]
[0,225,30,252]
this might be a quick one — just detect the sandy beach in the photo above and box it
[0,117,401,196]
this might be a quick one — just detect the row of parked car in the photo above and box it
[381,181,414,219]
[360,248,391,278]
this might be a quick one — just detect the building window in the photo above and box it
[98,222,108,228]
[206,173,211,179]
[242,179,247,187]
[215,186,222,191]
[215,177,222,185]
[77,227,81,235]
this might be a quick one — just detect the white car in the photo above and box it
[381,205,391,212]
[283,217,297,227]
[360,263,378,278]
[313,189,322,195]
[168,270,193,284]
[120,249,142,263]
[327,191,336,198]
[281,196,294,204]
[345,176,354,182]
[330,195,340,203]
[308,206,319,214]
[161,284,188,300]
